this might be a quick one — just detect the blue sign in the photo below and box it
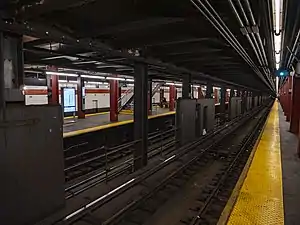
[63,88,76,113]
[276,69,289,77]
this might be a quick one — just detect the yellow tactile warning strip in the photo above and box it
[225,101,284,225]
[64,111,109,119]
[63,111,175,138]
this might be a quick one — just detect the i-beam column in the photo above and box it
[133,62,148,170]
[206,82,213,99]
[182,75,191,99]
[220,86,226,123]
[77,76,85,119]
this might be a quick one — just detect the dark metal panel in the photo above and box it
[176,99,197,146]
[247,96,253,111]
[0,104,65,225]
[197,98,215,133]
[229,97,242,119]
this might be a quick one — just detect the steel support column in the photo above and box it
[169,85,175,111]
[198,86,204,99]
[225,89,229,103]
[133,62,148,170]
[160,88,164,104]
[182,75,191,99]
[241,91,245,113]
[286,76,292,121]
[206,82,213,99]
[290,77,300,133]
[118,86,122,110]
[49,74,59,105]
[220,86,226,123]
[0,32,5,121]
[77,76,85,119]
[214,88,219,104]
[109,79,118,122]
[148,80,152,115]
[230,88,235,99]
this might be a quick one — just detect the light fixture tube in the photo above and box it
[46,71,78,77]
[106,77,125,81]
[81,75,105,79]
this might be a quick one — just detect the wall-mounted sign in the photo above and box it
[63,88,76,113]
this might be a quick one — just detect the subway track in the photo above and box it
[99,104,271,225]
[64,130,177,199]
[56,102,271,225]
[64,128,176,182]
[64,115,224,199]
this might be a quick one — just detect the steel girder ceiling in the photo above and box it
[0,0,281,91]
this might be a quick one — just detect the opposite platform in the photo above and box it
[63,107,173,138]
[220,101,284,225]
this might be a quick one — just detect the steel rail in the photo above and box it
[100,102,269,225]
[59,103,266,224]
[188,102,272,224]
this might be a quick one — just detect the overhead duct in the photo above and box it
[190,0,274,91]
[227,0,274,88]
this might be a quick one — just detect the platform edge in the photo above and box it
[217,105,272,225]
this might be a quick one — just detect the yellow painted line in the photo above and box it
[217,104,271,225]
[225,101,284,225]
[119,110,134,115]
[64,111,109,119]
[63,111,175,138]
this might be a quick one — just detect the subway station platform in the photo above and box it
[63,107,173,138]
[218,101,300,225]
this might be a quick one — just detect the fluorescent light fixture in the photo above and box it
[73,61,98,65]
[59,80,77,83]
[106,77,125,81]
[274,34,281,52]
[96,65,124,68]
[24,70,44,74]
[126,78,134,82]
[81,75,105,79]
[274,0,281,34]
[175,83,182,87]
[273,0,283,69]
[275,53,281,63]
[85,81,108,85]
[42,56,78,61]
[166,82,175,86]
[46,71,78,77]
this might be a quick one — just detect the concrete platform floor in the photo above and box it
[279,103,300,225]
[63,107,171,134]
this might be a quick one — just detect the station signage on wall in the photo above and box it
[63,88,76,113]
